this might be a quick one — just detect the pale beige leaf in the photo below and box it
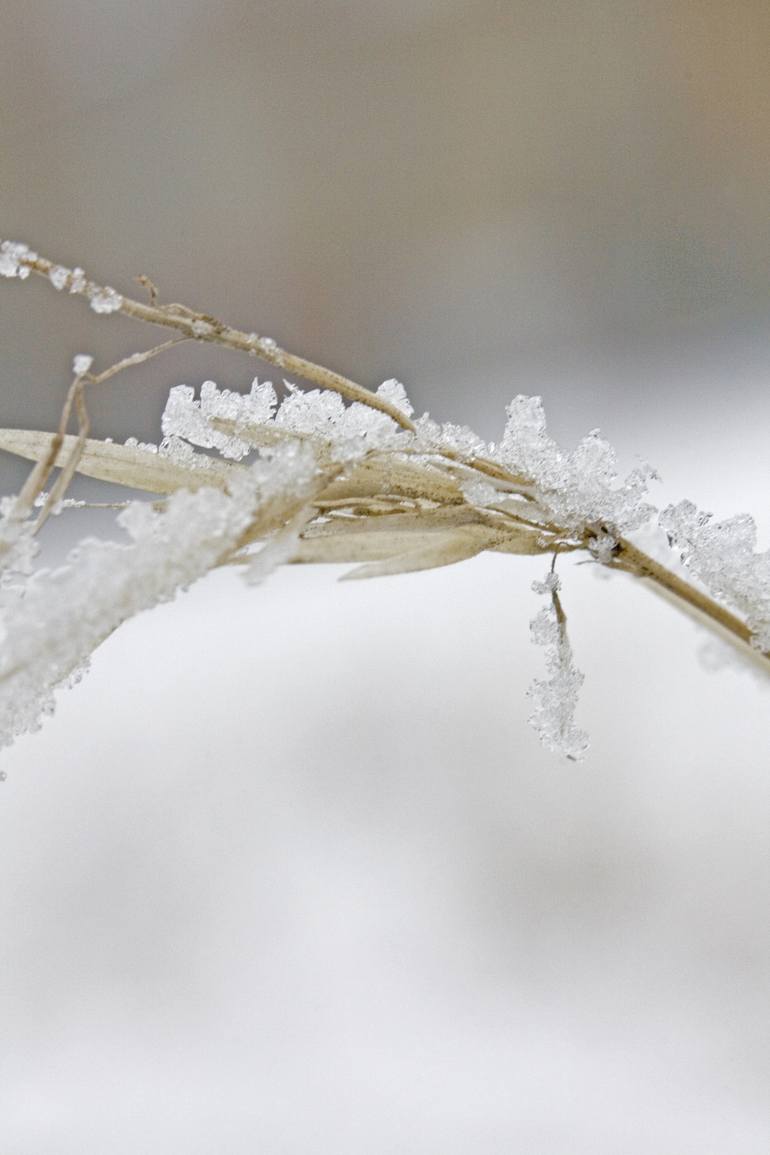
[0,429,236,494]
[339,526,496,580]
[308,506,480,537]
[490,525,552,555]
[320,455,462,506]
[293,529,438,564]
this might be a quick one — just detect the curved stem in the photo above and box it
[23,254,416,433]
[14,246,770,676]
[616,538,769,667]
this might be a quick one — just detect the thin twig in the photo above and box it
[22,253,417,432]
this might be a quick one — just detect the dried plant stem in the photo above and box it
[22,254,416,432]
[616,538,768,664]
[13,248,770,673]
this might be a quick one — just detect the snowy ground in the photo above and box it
[0,552,768,1153]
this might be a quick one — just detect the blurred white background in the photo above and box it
[1,1,769,1150]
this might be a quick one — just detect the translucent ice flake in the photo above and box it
[526,571,588,760]
[69,267,86,293]
[190,319,214,338]
[412,414,487,458]
[88,286,123,314]
[0,240,37,279]
[495,395,655,536]
[48,264,71,290]
[660,501,770,651]
[461,478,499,507]
[72,354,93,377]
[588,528,618,564]
[376,379,414,419]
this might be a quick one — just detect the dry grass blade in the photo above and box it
[339,525,499,580]
[0,429,236,494]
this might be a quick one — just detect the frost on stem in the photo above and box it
[88,286,123,314]
[527,570,589,761]
[0,444,319,749]
[0,241,37,280]
[3,238,768,764]
[660,501,770,652]
[498,395,656,536]
[72,354,94,377]
[161,378,413,464]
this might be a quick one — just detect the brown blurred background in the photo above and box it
[2,0,769,501]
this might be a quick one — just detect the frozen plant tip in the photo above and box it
[0,240,768,764]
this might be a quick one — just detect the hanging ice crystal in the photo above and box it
[660,501,770,651]
[527,571,589,760]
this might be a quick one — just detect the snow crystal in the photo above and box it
[124,436,158,454]
[461,478,498,507]
[376,379,414,419]
[191,319,213,338]
[412,413,487,458]
[69,267,86,294]
[48,265,71,291]
[531,571,560,596]
[660,501,770,651]
[89,286,123,314]
[274,385,402,457]
[527,570,588,760]
[157,434,212,469]
[496,395,655,536]
[588,529,618,564]
[72,354,94,377]
[0,241,36,279]
[33,492,86,513]
[162,379,278,461]
[0,497,39,580]
[160,376,423,467]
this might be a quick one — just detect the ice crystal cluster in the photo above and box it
[498,395,656,536]
[160,378,411,465]
[0,238,767,766]
[660,502,770,651]
[0,445,317,749]
[528,572,589,761]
